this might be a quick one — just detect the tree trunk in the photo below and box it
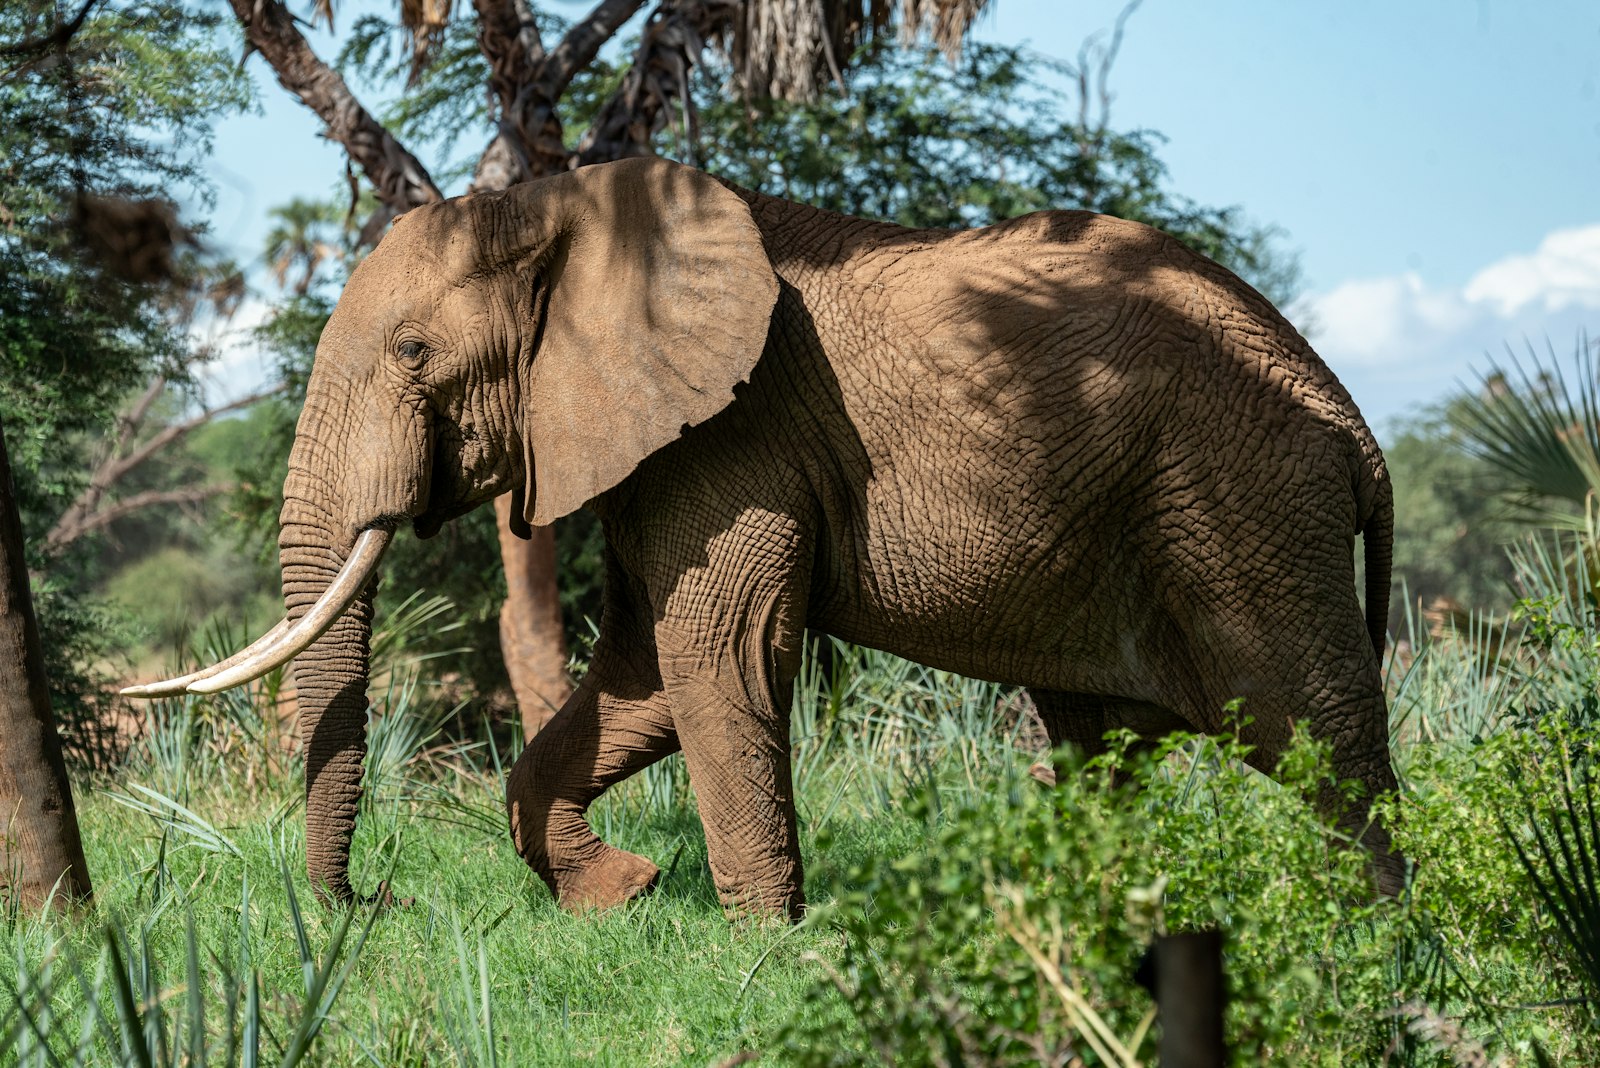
[494,495,572,739]
[0,414,92,910]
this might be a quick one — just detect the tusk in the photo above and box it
[123,528,392,698]
[186,527,392,695]
[121,617,296,698]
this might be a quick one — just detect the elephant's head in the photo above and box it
[125,158,779,902]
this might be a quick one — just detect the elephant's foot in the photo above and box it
[1322,784,1410,900]
[552,845,660,913]
[710,862,805,923]
[720,889,805,924]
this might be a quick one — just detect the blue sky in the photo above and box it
[203,0,1600,430]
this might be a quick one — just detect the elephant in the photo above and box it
[128,156,1403,916]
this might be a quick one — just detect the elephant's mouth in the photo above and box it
[412,498,479,540]
[410,430,515,540]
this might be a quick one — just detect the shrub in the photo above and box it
[783,730,1426,1066]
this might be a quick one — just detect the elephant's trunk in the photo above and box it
[122,378,409,906]
[281,513,378,905]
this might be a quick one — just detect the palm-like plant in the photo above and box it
[730,0,991,101]
[1452,334,1600,531]
[1457,336,1600,1050]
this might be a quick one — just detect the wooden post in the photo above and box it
[1141,931,1225,1067]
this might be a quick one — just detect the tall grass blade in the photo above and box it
[242,970,260,1068]
[185,908,206,1068]
[101,925,155,1068]
[107,784,243,858]
[276,855,381,1068]
[137,925,168,1068]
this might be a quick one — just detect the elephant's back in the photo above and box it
[790,206,1378,688]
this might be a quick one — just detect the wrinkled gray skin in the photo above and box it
[281,157,1401,914]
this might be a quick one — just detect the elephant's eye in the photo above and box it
[397,340,426,367]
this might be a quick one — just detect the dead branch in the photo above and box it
[45,382,286,554]
[575,0,737,167]
[50,484,238,547]
[226,0,442,212]
[1067,0,1143,155]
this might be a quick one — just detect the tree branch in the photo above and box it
[48,485,238,549]
[44,383,286,554]
[113,376,167,458]
[0,0,100,60]
[474,0,545,109]
[471,0,561,186]
[105,385,285,488]
[225,0,442,212]
[471,0,644,189]
[537,0,645,102]
[574,0,736,168]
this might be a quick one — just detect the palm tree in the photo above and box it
[225,0,995,740]
[263,198,345,297]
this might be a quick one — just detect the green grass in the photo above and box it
[6,615,1600,1065]
[2,643,1026,1066]
[62,771,845,1065]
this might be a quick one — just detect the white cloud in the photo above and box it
[1462,224,1600,318]
[1313,272,1475,366]
[1302,224,1600,428]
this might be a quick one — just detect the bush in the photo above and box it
[783,730,1418,1066]
[104,544,280,655]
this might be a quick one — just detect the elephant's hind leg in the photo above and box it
[1168,550,1406,897]
[1230,676,1404,897]
[506,560,678,912]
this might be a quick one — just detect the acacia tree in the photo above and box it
[230,0,993,738]
[1,0,247,905]
[0,417,90,908]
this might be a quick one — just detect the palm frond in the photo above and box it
[1505,757,1600,1005]
[731,0,991,102]
[1453,334,1600,527]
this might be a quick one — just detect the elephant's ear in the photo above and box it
[510,157,779,526]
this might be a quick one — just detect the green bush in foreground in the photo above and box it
[6,623,1600,1064]
[786,732,1387,1066]
[791,716,1600,1066]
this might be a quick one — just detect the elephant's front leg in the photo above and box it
[506,679,677,910]
[506,560,679,911]
[651,525,812,920]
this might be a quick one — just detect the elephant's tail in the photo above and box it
[1362,462,1394,661]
